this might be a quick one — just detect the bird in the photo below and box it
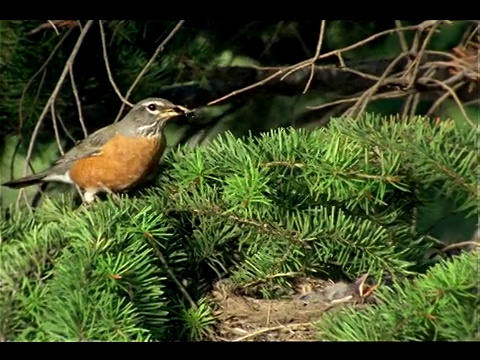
[296,274,377,305]
[2,97,193,205]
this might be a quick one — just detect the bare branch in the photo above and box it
[26,20,79,36]
[280,21,444,82]
[208,68,292,106]
[425,78,474,127]
[145,232,198,311]
[403,21,443,88]
[260,21,285,58]
[11,69,48,183]
[307,90,410,111]
[21,21,94,181]
[56,112,77,144]
[50,102,65,156]
[425,82,463,117]
[303,20,326,94]
[98,20,133,107]
[208,21,444,107]
[401,93,415,119]
[395,20,409,52]
[47,20,60,35]
[408,93,422,119]
[114,20,186,122]
[344,52,411,118]
[69,67,88,138]
[19,28,74,130]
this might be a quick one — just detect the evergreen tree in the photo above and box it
[1,114,476,341]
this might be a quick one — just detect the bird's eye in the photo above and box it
[147,103,157,111]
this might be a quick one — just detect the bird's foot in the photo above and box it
[97,183,120,204]
[109,192,121,204]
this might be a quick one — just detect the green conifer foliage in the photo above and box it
[0,114,476,341]
[317,250,478,341]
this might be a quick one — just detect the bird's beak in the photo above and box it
[162,105,194,118]
[353,274,377,298]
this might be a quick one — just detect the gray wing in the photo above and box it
[55,124,118,165]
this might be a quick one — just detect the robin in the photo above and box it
[2,97,192,204]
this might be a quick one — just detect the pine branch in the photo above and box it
[317,250,478,341]
[1,113,475,340]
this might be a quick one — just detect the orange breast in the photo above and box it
[69,133,164,191]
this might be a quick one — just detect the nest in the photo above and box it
[207,276,377,341]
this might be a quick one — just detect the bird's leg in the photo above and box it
[74,185,88,204]
[98,183,120,203]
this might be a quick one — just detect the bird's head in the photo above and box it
[120,98,193,137]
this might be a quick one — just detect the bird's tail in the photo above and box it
[2,172,48,189]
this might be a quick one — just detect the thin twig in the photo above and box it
[395,20,408,52]
[441,240,479,252]
[26,20,79,36]
[48,105,84,220]
[401,94,415,119]
[208,68,292,106]
[416,71,467,89]
[69,66,88,138]
[405,66,438,118]
[260,21,285,58]
[47,20,60,36]
[19,27,74,130]
[408,93,422,119]
[425,78,474,127]
[17,21,94,207]
[208,22,430,107]
[109,20,126,47]
[463,98,480,107]
[428,60,476,74]
[145,232,198,311]
[22,20,93,174]
[425,49,472,63]
[243,272,301,288]
[50,102,65,156]
[114,20,186,122]
[10,68,48,181]
[303,20,326,94]
[15,191,32,213]
[404,21,443,88]
[425,81,463,117]
[98,20,133,108]
[344,52,411,118]
[232,322,313,342]
[336,52,346,67]
[463,23,479,45]
[307,90,410,111]
[9,139,23,187]
[336,67,383,82]
[280,21,437,82]
[56,112,77,144]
